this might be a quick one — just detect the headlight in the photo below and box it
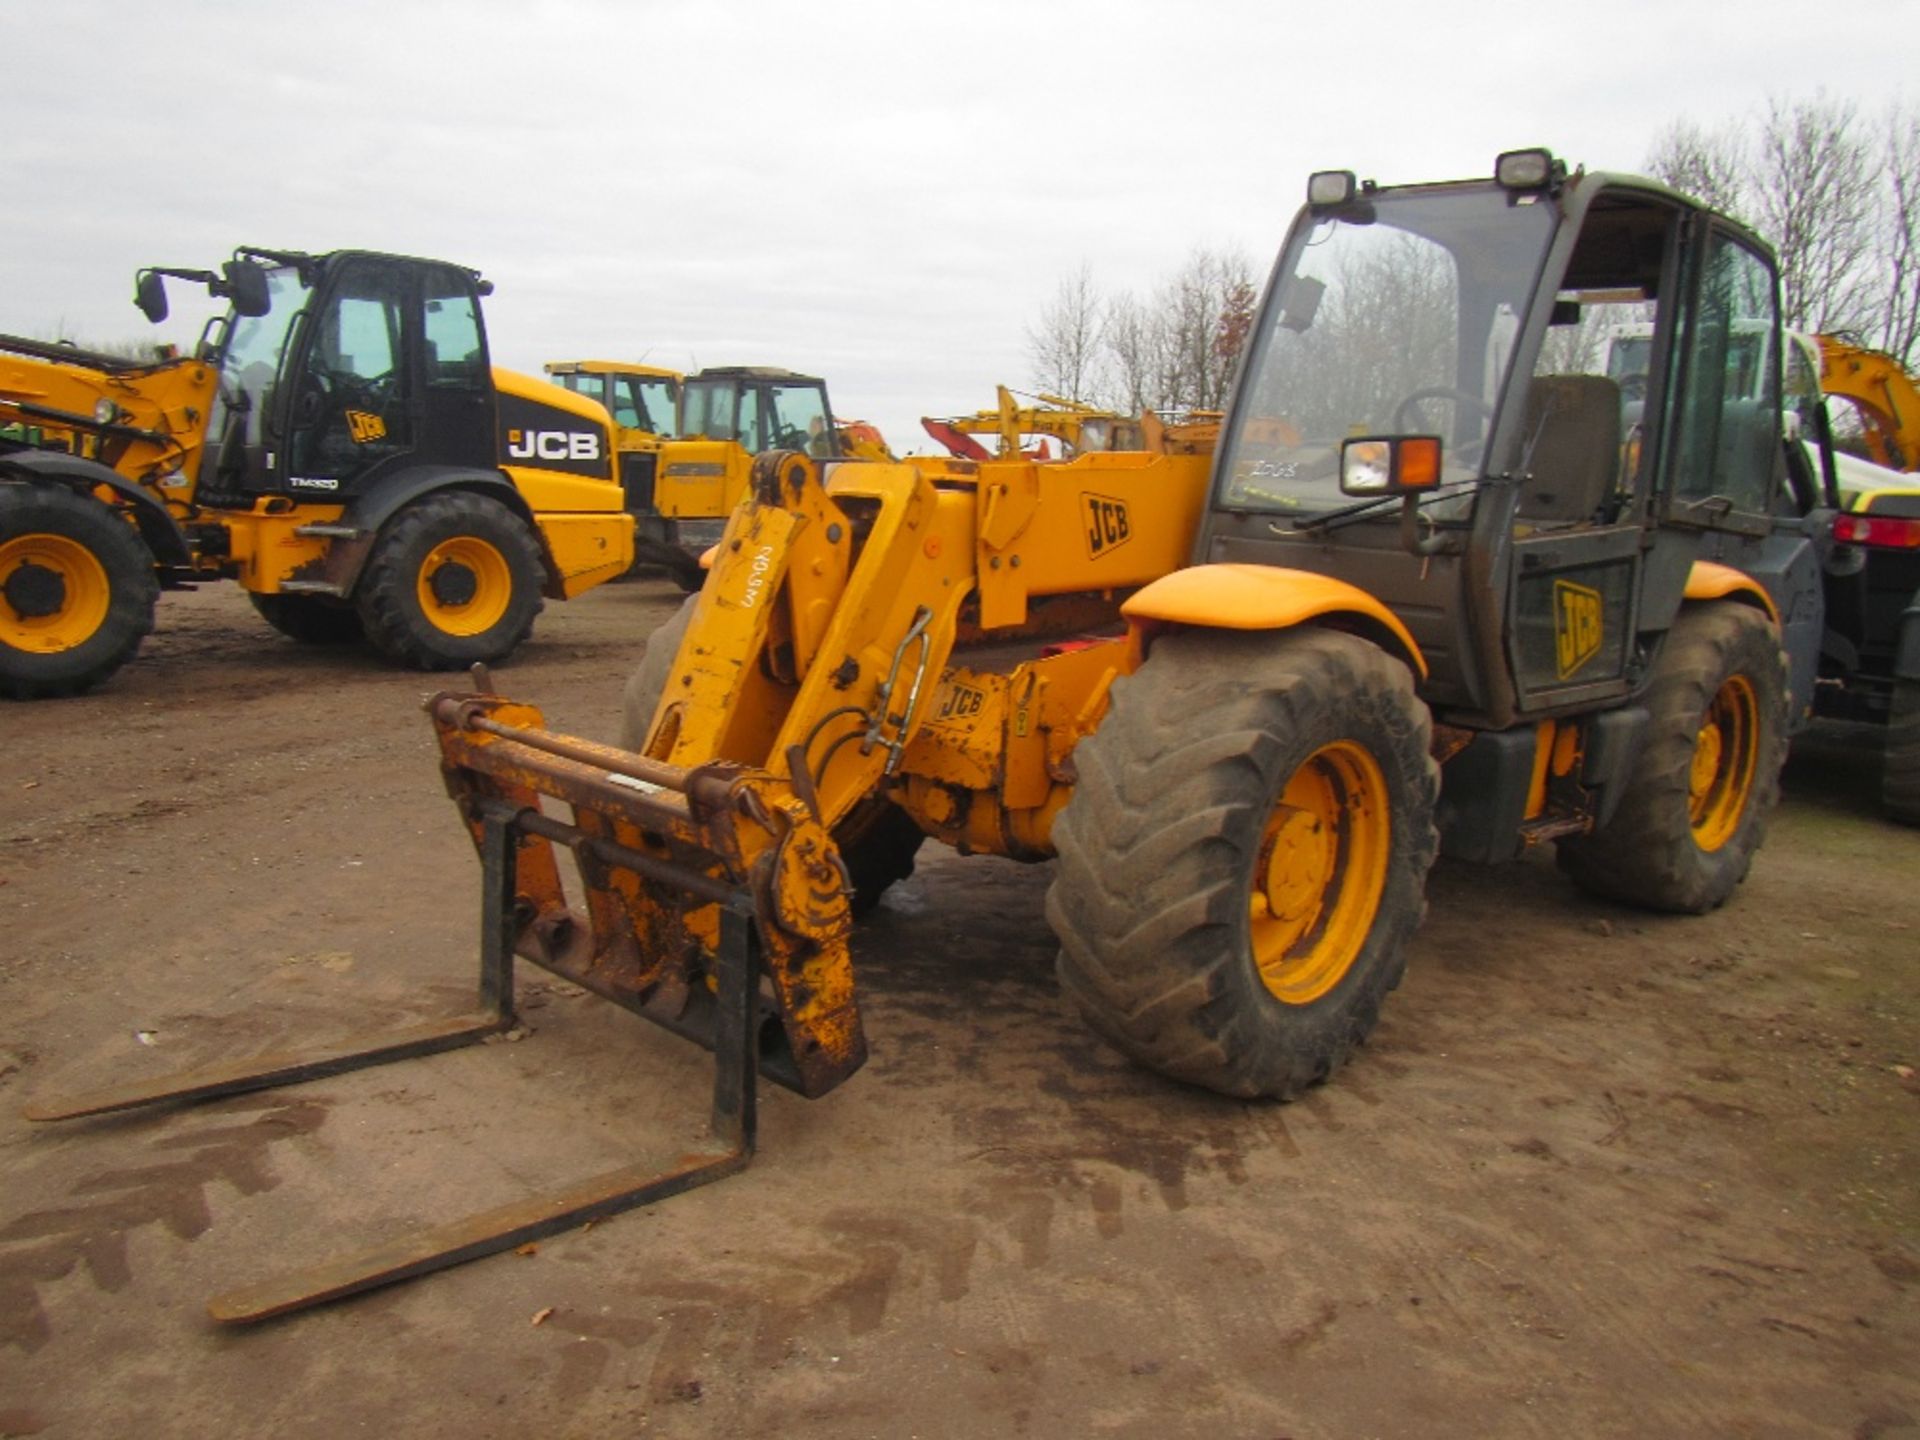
[93,398,119,424]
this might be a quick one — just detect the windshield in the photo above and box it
[1219,186,1557,513]
[207,265,308,449]
[614,375,677,435]
[680,379,739,442]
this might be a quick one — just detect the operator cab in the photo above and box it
[192,249,499,509]
[548,362,680,439]
[679,367,841,460]
[1202,148,1828,730]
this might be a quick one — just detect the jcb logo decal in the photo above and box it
[1083,493,1130,558]
[1554,580,1604,679]
[346,410,387,443]
[935,682,986,722]
[507,429,602,463]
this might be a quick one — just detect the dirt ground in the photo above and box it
[0,578,1916,1440]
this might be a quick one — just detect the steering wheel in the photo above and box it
[1393,386,1494,432]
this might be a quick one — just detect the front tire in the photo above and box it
[355,493,544,670]
[1048,629,1439,1100]
[1557,602,1787,912]
[0,484,157,699]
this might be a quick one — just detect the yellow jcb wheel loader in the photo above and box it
[27,149,1839,1322]
[0,249,635,697]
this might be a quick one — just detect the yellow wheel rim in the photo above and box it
[1689,674,1758,852]
[1249,740,1391,1005]
[415,536,511,637]
[0,533,111,653]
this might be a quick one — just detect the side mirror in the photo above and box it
[1341,436,1441,496]
[223,260,272,319]
[135,270,168,324]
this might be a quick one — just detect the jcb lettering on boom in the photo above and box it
[1082,492,1131,557]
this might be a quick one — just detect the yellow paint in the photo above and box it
[1122,563,1427,678]
[1250,740,1390,1004]
[531,511,636,597]
[1691,673,1759,852]
[1683,562,1778,625]
[0,530,111,653]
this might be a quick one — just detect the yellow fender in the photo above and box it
[1120,563,1427,678]
[1684,561,1778,626]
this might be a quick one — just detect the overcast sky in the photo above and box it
[3,0,1912,450]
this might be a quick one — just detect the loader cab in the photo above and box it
[197,250,498,509]
[677,368,840,459]
[547,362,681,441]
[1200,151,1830,731]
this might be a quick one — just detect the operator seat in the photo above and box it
[1515,374,1622,525]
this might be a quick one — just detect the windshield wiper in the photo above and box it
[1272,478,1480,536]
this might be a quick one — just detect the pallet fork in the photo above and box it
[23,671,864,1323]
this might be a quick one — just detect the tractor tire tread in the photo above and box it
[1048,628,1437,1100]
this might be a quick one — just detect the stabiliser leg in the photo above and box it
[23,810,762,1325]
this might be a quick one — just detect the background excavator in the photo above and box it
[27,150,1841,1322]
[919,384,1221,463]
[0,249,635,697]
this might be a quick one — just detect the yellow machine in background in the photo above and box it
[0,249,634,697]
[1816,335,1920,473]
[649,366,884,588]
[921,385,1221,463]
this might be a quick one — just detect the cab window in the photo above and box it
[1668,232,1781,517]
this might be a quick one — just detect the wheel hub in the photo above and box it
[1249,741,1391,1006]
[1689,720,1725,807]
[3,561,66,620]
[1261,806,1331,924]
[428,560,479,608]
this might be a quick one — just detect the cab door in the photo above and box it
[281,255,417,499]
[1663,225,1828,726]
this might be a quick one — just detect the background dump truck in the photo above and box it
[0,248,634,697]
[25,151,1840,1320]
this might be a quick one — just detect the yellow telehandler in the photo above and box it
[27,150,1841,1323]
[0,249,635,696]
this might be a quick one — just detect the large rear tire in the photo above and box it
[1557,602,1787,912]
[619,594,698,752]
[355,493,544,670]
[249,591,364,645]
[1048,628,1439,1100]
[0,484,157,699]
[1883,677,1920,827]
[618,595,925,914]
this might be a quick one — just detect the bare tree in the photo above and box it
[1645,118,1749,218]
[1881,102,1920,366]
[1025,262,1105,404]
[1648,94,1920,366]
[1752,94,1879,334]
[1102,291,1164,416]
